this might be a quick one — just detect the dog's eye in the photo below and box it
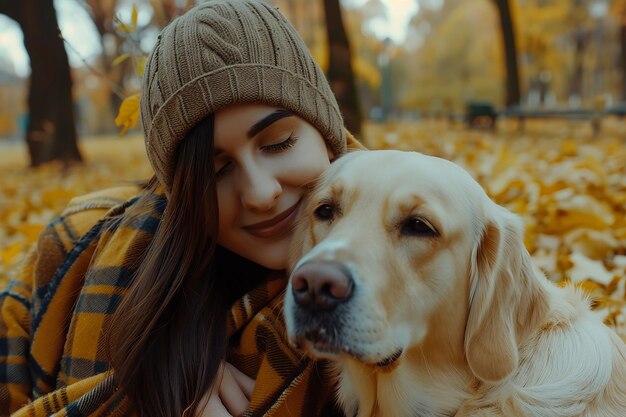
[314,204,335,221]
[401,218,437,237]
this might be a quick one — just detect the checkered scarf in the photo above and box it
[0,186,337,417]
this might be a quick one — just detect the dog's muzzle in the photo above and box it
[287,261,355,356]
[291,261,354,311]
[287,261,405,368]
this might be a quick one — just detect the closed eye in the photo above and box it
[215,161,233,179]
[214,134,299,179]
[262,134,299,153]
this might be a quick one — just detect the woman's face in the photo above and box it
[213,104,333,270]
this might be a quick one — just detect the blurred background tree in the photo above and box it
[82,0,126,117]
[0,0,81,166]
[1,0,625,149]
[494,0,521,107]
[323,0,363,136]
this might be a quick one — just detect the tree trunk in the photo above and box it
[86,0,119,132]
[571,28,586,101]
[494,0,521,108]
[149,0,191,28]
[322,0,362,136]
[0,0,82,166]
[620,10,626,101]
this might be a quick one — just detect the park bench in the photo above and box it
[463,101,626,134]
[465,102,498,129]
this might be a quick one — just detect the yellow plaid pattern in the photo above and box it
[0,133,364,416]
[0,186,338,416]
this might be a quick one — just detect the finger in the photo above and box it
[225,362,255,399]
[219,365,250,416]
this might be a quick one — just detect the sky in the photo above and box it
[0,0,419,78]
[345,0,419,43]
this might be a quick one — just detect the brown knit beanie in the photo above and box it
[141,0,346,191]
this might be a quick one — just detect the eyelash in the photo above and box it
[215,163,231,179]
[262,134,299,153]
[214,134,299,179]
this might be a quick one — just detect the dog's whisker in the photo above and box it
[418,345,434,380]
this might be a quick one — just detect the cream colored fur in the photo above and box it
[285,150,626,417]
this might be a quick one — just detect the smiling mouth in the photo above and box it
[243,200,301,239]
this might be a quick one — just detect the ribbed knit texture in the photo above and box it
[141,0,346,191]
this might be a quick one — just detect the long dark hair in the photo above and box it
[109,114,229,417]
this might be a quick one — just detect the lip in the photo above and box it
[243,200,301,239]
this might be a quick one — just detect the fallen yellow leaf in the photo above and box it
[14,224,44,243]
[1,242,23,265]
[113,53,130,66]
[115,94,140,136]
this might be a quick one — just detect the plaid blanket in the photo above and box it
[0,185,337,416]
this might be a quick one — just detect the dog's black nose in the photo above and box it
[291,262,354,310]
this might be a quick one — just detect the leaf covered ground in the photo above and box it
[0,136,152,285]
[1,119,626,337]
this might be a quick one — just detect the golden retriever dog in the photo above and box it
[284,150,626,417]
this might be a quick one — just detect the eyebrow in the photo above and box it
[247,109,294,139]
[214,109,295,157]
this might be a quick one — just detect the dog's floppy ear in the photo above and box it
[465,204,549,383]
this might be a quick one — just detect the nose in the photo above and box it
[240,163,281,211]
[291,262,354,311]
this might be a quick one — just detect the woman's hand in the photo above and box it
[197,361,255,417]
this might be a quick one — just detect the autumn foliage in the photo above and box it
[0,135,152,285]
[1,120,625,339]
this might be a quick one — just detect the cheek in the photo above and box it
[380,244,447,315]
[281,141,331,186]
[216,183,237,234]
[413,251,459,307]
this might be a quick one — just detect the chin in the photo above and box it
[253,255,288,271]
[249,239,290,271]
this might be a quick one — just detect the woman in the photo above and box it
[0,1,365,416]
